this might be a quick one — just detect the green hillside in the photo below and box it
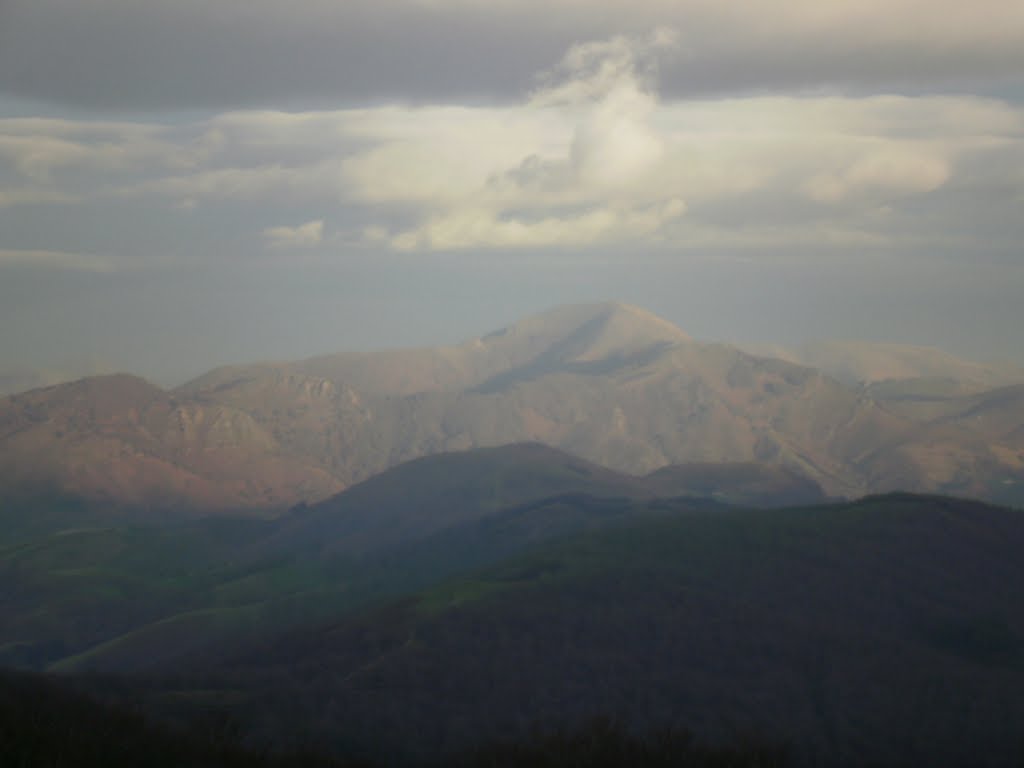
[1,445,720,672]
[178,494,1024,766]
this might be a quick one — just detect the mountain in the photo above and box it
[181,302,692,398]
[153,494,1024,767]
[267,442,655,558]
[830,377,1024,511]
[0,374,344,512]
[0,369,62,397]
[4,434,1024,764]
[642,461,827,507]
[160,301,915,501]
[0,668,783,768]
[746,339,1024,391]
[0,668,373,768]
[1,301,1022,511]
[3,444,737,673]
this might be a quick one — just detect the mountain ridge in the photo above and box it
[166,492,1024,766]
[1,302,1022,511]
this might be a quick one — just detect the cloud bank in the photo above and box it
[1,30,1022,261]
[263,220,325,249]
[1,0,1023,110]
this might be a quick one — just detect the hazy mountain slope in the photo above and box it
[181,302,692,398]
[748,339,1024,391]
[2,302,1022,511]
[0,374,343,511]
[407,340,910,497]
[0,370,66,397]
[177,369,380,483]
[198,494,1024,766]
[166,306,1024,504]
[939,383,1024,442]
[854,384,1024,506]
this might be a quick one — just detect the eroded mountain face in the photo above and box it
[2,301,1022,512]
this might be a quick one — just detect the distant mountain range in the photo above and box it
[740,339,1024,392]
[2,301,1023,511]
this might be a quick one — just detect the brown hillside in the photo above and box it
[2,303,1022,512]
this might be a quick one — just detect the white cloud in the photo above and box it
[388,200,686,251]
[801,143,951,204]
[263,219,325,249]
[0,119,179,181]
[341,34,1022,251]
[135,164,325,203]
[2,32,1023,255]
[349,31,684,249]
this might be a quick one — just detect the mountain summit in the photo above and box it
[477,302,691,364]
[2,302,1022,512]
[181,301,691,399]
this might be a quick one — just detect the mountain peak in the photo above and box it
[4,373,165,409]
[480,301,690,365]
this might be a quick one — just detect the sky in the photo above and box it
[1,0,1023,386]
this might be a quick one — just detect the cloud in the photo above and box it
[134,164,332,204]
[263,219,325,249]
[340,36,1022,251]
[801,144,951,204]
[1,32,1023,257]
[0,119,178,181]
[352,31,685,249]
[2,0,1024,110]
[387,200,687,252]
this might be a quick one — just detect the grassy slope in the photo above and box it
[188,494,1024,766]
[0,445,681,672]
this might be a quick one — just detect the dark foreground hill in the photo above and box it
[4,481,1024,765]
[4,441,1024,765]
[139,494,1024,767]
[0,670,787,768]
[4,444,787,672]
[0,669,364,768]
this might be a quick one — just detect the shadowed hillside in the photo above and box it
[0,669,788,768]
[3,453,1024,764]
[4,444,779,673]
[0,669,363,767]
[161,494,1024,767]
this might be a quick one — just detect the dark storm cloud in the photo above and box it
[2,0,1023,111]
[0,0,570,110]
